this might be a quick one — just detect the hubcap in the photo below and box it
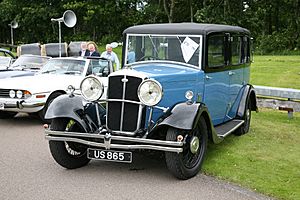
[190,136,200,154]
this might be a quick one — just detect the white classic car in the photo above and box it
[0,57,113,121]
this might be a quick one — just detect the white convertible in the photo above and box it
[0,57,113,121]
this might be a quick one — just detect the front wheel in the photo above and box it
[49,118,90,169]
[165,116,208,180]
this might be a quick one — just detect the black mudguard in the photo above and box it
[157,102,204,130]
[152,102,223,144]
[44,94,89,131]
[237,84,257,118]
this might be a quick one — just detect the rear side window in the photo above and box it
[207,35,224,67]
[244,37,251,63]
[231,36,242,65]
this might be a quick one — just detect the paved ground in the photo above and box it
[0,114,273,200]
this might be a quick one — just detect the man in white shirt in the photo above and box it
[79,42,89,56]
[101,44,120,71]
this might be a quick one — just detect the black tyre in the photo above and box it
[49,118,90,169]
[38,92,62,123]
[234,98,252,136]
[165,116,208,180]
[0,111,17,119]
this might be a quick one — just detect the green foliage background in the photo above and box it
[0,0,300,54]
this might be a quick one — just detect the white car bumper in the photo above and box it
[0,97,46,113]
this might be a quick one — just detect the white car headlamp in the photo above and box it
[138,79,163,106]
[80,76,104,101]
[9,90,16,98]
[16,90,23,99]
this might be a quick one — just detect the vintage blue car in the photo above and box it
[44,23,257,179]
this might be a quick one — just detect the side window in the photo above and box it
[87,60,110,77]
[244,37,251,63]
[231,36,242,65]
[207,35,224,67]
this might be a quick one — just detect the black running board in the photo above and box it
[215,119,244,138]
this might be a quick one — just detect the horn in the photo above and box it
[10,20,18,29]
[51,10,77,28]
[51,10,77,57]
[62,10,77,28]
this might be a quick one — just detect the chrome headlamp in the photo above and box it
[138,79,163,106]
[80,76,104,101]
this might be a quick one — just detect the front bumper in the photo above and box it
[45,129,183,153]
[0,98,45,113]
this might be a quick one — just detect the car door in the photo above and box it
[226,35,244,120]
[203,34,230,126]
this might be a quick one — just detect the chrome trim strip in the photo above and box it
[136,104,144,132]
[129,60,199,70]
[107,99,142,105]
[1,101,45,109]
[45,129,183,147]
[119,75,127,131]
[45,136,183,153]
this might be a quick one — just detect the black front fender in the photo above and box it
[157,102,208,130]
[44,94,88,131]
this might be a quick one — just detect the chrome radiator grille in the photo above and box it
[107,75,145,133]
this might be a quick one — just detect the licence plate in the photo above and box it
[87,148,132,163]
[0,102,4,110]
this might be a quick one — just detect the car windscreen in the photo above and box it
[40,59,86,75]
[125,34,202,67]
[0,56,11,69]
[11,56,49,69]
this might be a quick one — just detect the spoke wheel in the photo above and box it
[49,118,90,169]
[165,116,208,180]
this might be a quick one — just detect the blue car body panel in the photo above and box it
[133,63,205,124]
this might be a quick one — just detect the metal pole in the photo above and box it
[58,21,62,57]
[10,26,14,46]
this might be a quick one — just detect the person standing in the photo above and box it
[101,44,120,70]
[79,42,90,56]
[87,41,100,57]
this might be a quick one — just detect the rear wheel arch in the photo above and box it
[249,90,257,111]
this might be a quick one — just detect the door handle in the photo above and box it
[228,71,236,76]
[205,75,212,80]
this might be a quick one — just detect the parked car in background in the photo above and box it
[44,23,257,179]
[0,55,50,79]
[0,56,13,70]
[0,48,16,59]
[0,57,113,121]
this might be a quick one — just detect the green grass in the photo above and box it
[203,108,300,200]
[251,55,300,89]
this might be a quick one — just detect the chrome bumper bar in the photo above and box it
[45,129,183,153]
[2,101,44,109]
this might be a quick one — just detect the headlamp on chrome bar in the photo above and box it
[80,75,104,101]
[138,79,163,106]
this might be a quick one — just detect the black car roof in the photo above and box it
[123,23,250,35]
